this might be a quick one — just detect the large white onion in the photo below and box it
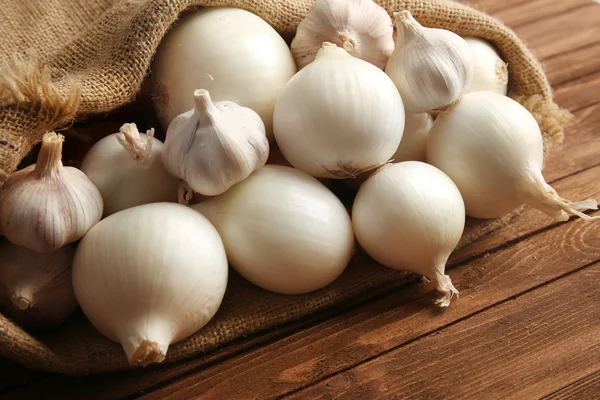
[151,7,297,140]
[192,165,355,295]
[73,203,228,367]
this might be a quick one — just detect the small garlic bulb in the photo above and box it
[291,0,394,70]
[464,37,508,95]
[274,42,404,178]
[352,162,465,306]
[0,132,103,253]
[162,89,269,196]
[73,202,228,367]
[0,239,77,330]
[385,11,474,113]
[81,123,180,216]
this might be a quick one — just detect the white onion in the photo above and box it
[81,124,179,216]
[274,42,404,178]
[192,165,355,295]
[73,203,228,367]
[427,92,598,221]
[352,162,465,306]
[151,7,297,140]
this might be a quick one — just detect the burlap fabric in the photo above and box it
[0,0,571,375]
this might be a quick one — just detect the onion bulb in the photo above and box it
[0,239,77,329]
[81,123,179,216]
[151,7,297,140]
[73,203,228,367]
[274,42,404,178]
[352,162,465,306]
[427,92,598,221]
[192,165,354,295]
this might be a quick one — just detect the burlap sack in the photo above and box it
[0,0,571,375]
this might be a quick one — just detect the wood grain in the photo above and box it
[493,0,591,28]
[544,42,600,86]
[288,265,600,400]
[542,370,600,400]
[514,4,600,60]
[135,167,600,400]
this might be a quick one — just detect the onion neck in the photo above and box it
[434,270,459,308]
[34,132,64,179]
[315,42,346,61]
[521,170,600,222]
[120,324,171,367]
[117,123,154,166]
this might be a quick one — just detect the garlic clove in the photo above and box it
[291,0,394,70]
[81,123,180,216]
[0,132,103,253]
[463,37,508,95]
[0,239,78,330]
[385,10,474,113]
[162,89,269,196]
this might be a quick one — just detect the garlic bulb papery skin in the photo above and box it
[151,7,296,141]
[0,240,77,330]
[464,37,508,95]
[0,132,103,254]
[291,0,394,70]
[274,42,405,179]
[72,203,228,367]
[162,89,269,196]
[352,162,465,306]
[385,11,474,113]
[81,123,180,216]
[427,92,599,221]
[191,165,355,295]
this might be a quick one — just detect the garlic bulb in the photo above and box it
[352,162,465,306]
[385,11,474,113]
[427,92,598,221]
[291,0,394,70]
[151,7,296,140]
[0,239,77,329]
[274,42,404,178]
[464,37,508,95]
[0,132,103,253]
[162,89,269,196]
[192,165,355,295]
[81,123,179,216]
[72,203,228,367]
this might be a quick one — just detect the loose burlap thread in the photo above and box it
[0,0,571,374]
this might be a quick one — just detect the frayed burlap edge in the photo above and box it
[0,55,79,186]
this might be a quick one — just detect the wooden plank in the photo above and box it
[288,265,600,400]
[553,70,600,112]
[467,0,530,14]
[128,168,600,400]
[542,370,600,400]
[544,42,600,86]
[513,5,600,60]
[493,0,591,28]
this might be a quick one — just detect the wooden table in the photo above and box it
[2,0,600,398]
